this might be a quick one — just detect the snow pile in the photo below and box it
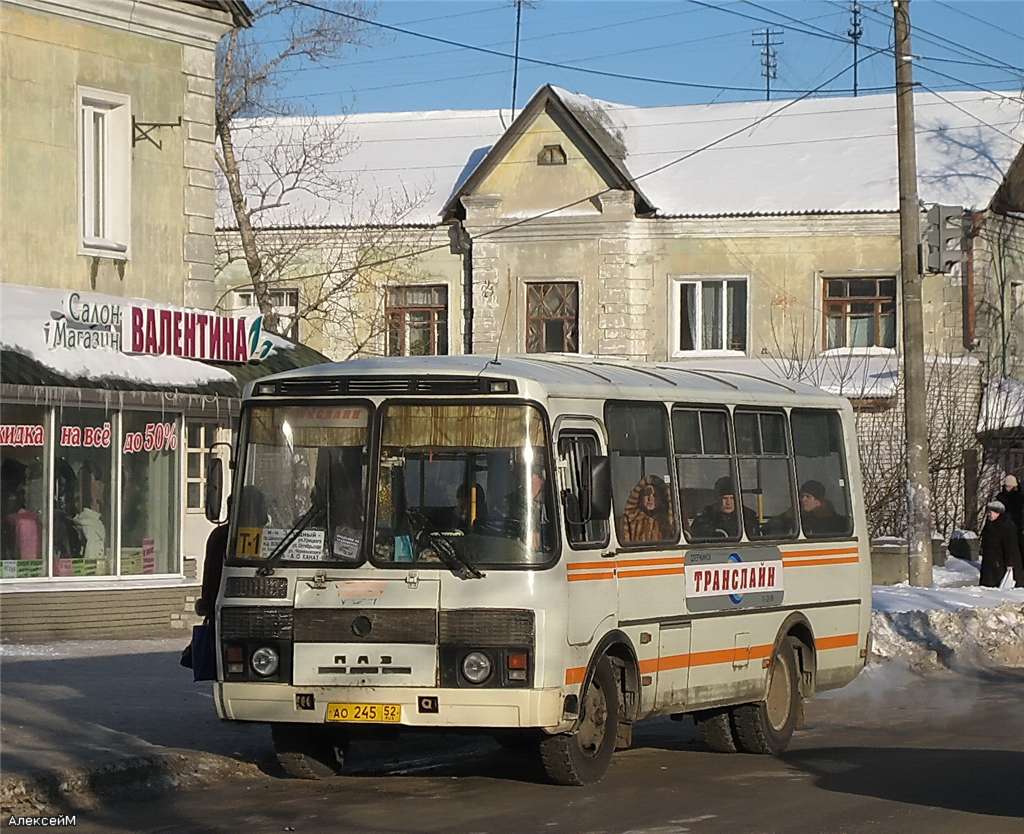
[871,579,1024,671]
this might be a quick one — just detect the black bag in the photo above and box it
[181,621,217,681]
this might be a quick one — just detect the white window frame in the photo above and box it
[184,421,223,514]
[670,275,749,357]
[77,86,131,260]
[232,288,300,340]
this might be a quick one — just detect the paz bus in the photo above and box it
[205,355,870,785]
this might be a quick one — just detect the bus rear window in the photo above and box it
[790,410,854,538]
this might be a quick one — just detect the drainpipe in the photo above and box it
[448,221,473,355]
[962,210,980,350]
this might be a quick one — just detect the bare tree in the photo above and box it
[214,1,434,343]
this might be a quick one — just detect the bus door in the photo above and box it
[555,419,616,646]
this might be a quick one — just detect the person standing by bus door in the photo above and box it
[980,500,1023,588]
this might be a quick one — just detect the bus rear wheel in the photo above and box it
[731,641,800,755]
[694,708,739,753]
[538,655,619,785]
[271,724,348,780]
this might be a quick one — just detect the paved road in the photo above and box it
[70,664,1024,834]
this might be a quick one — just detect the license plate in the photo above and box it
[325,702,401,723]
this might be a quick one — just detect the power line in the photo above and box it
[229,48,888,284]
[917,83,1023,147]
[289,0,888,97]
[933,0,1024,46]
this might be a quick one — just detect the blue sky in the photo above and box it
[252,1,1024,114]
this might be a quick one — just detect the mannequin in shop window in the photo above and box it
[53,457,84,562]
[75,463,107,561]
[2,458,41,561]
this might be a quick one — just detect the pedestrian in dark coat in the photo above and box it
[995,474,1023,534]
[979,500,1024,588]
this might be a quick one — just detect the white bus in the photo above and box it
[206,355,870,785]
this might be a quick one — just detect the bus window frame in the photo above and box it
[604,400,683,553]
[732,405,800,543]
[790,407,856,541]
[366,397,562,572]
[672,403,742,545]
[557,427,611,552]
[225,397,376,569]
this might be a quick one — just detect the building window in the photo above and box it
[538,145,567,166]
[672,277,747,354]
[78,87,131,259]
[386,285,449,356]
[823,277,896,350]
[233,289,299,340]
[120,411,179,575]
[526,282,579,353]
[185,422,223,513]
[1,405,49,578]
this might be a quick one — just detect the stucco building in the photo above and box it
[0,0,326,639]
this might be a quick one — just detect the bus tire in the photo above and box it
[695,708,739,753]
[731,642,799,755]
[538,655,619,785]
[271,724,347,780]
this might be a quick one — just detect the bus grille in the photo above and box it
[224,577,289,599]
[293,608,437,643]
[220,606,294,639]
[439,609,535,646]
[270,376,516,397]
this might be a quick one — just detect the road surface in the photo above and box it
[70,665,1024,833]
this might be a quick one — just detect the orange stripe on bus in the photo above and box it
[783,557,860,568]
[618,567,686,579]
[566,560,617,571]
[781,546,859,558]
[566,571,615,582]
[563,632,859,684]
[616,556,686,568]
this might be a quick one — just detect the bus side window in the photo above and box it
[558,433,609,549]
[790,410,854,538]
[604,403,680,548]
[673,407,740,543]
[734,410,799,540]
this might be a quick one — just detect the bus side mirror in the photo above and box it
[205,457,224,524]
[582,455,611,521]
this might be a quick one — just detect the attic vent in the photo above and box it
[538,145,567,166]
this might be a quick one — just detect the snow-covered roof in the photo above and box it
[222,85,1024,228]
[978,376,1024,434]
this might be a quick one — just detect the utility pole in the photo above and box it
[510,0,523,121]
[848,0,863,96]
[752,28,783,101]
[894,0,934,587]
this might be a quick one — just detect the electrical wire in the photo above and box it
[934,0,1024,46]
[917,83,1023,147]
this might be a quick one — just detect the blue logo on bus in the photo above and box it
[728,552,743,605]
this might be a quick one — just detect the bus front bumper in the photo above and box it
[217,682,571,731]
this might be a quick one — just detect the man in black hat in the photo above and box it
[692,476,757,540]
[980,499,1023,588]
[798,480,848,537]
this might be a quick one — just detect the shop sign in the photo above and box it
[44,292,273,364]
[0,424,45,447]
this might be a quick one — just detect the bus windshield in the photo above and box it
[229,404,370,564]
[373,403,556,568]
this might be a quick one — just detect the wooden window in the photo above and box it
[822,277,896,350]
[526,282,579,353]
[386,285,448,356]
[537,145,567,166]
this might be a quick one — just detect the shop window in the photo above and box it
[672,277,747,354]
[526,282,579,353]
[672,408,741,543]
[734,410,798,540]
[1,405,49,579]
[233,288,299,340]
[823,277,896,350]
[78,86,131,259]
[120,412,180,575]
[790,410,854,538]
[186,422,224,512]
[385,285,448,356]
[54,408,115,576]
[605,402,679,548]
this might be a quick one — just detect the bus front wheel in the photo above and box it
[538,655,619,785]
[731,640,800,755]
[271,724,348,780]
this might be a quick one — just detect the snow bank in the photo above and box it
[871,578,1024,671]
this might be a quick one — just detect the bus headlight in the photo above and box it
[251,646,280,677]
[461,651,492,684]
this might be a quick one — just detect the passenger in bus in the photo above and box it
[621,475,672,544]
[798,480,847,536]
[692,477,756,539]
[505,458,553,551]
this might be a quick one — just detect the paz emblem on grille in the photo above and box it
[351,615,373,638]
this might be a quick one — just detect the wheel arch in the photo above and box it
[579,629,642,724]
[772,612,817,699]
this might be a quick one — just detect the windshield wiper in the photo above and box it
[256,503,326,576]
[408,511,484,580]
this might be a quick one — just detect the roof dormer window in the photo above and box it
[537,144,567,166]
